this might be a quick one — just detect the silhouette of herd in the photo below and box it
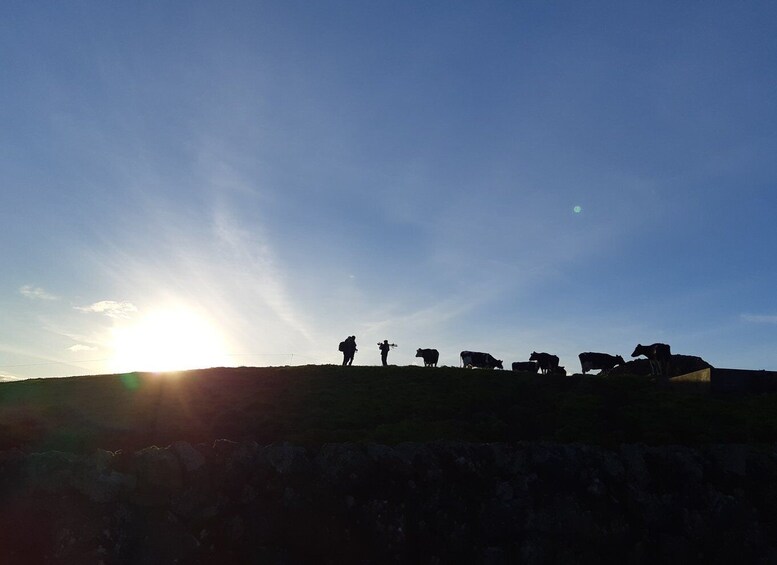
[419,343,675,377]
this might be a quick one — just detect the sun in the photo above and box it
[109,307,232,373]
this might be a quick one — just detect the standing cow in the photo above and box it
[631,343,671,376]
[416,348,439,367]
[461,351,503,369]
[578,352,625,375]
[529,351,560,374]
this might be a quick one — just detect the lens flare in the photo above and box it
[120,372,140,390]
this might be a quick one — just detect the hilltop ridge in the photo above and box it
[2,365,777,453]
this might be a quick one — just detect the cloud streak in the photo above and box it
[19,285,57,300]
[75,301,138,319]
[68,344,98,352]
[741,314,777,324]
[212,207,314,344]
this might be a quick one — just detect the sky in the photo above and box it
[2,1,777,379]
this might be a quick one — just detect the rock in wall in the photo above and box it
[1,441,776,564]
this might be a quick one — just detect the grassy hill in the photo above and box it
[1,365,777,453]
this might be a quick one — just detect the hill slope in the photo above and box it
[1,365,777,453]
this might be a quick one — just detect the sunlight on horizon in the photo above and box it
[109,306,233,373]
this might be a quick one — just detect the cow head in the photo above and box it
[631,344,644,358]
[529,352,538,361]
[415,349,422,357]
[615,355,625,365]
[495,359,504,369]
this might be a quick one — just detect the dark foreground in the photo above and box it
[2,365,777,453]
[1,440,775,564]
[2,367,777,563]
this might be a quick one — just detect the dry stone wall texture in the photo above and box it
[1,441,776,564]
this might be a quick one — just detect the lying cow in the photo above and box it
[461,351,503,369]
[415,348,439,367]
[529,351,559,374]
[631,343,671,376]
[578,352,625,375]
[511,361,538,373]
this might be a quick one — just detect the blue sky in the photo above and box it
[3,1,777,379]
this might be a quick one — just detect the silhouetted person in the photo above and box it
[340,335,357,366]
[378,340,396,366]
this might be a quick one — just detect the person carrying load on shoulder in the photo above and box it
[378,339,397,366]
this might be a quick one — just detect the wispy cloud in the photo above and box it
[741,314,777,324]
[75,300,138,319]
[213,208,314,343]
[361,296,481,336]
[19,285,57,300]
[67,344,98,352]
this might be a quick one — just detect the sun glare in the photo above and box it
[109,307,232,373]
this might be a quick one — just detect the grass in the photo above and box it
[1,365,777,453]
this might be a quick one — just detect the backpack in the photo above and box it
[338,341,345,352]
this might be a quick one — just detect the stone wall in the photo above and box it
[1,441,776,564]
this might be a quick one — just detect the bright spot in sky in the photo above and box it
[109,307,231,373]
[573,205,582,214]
